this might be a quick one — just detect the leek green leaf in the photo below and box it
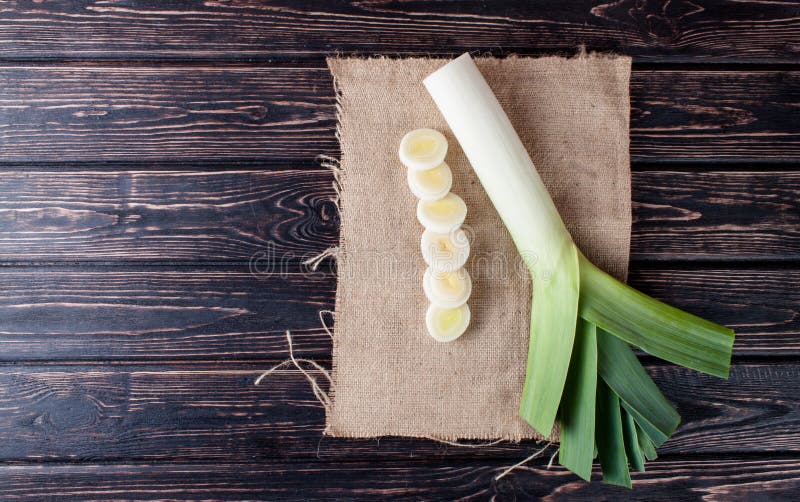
[595,379,631,488]
[621,408,645,472]
[559,319,598,481]
[636,423,658,461]
[622,402,669,448]
[519,242,580,436]
[637,431,658,461]
[597,328,680,440]
[579,254,734,378]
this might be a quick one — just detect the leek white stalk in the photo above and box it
[425,53,580,434]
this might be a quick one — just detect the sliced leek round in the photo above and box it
[426,303,470,342]
[422,267,472,309]
[416,193,467,233]
[398,128,448,171]
[421,227,470,272]
[407,162,452,200]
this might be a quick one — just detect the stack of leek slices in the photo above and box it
[399,128,472,342]
[424,53,736,487]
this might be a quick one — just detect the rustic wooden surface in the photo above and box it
[0,363,796,461]
[0,0,796,62]
[1,68,798,162]
[0,1,798,500]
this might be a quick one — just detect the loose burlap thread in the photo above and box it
[326,54,632,441]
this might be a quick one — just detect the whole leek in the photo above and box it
[424,53,734,485]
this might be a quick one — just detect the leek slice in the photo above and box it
[407,162,453,200]
[621,408,645,472]
[421,228,470,273]
[422,267,472,309]
[596,328,680,440]
[416,193,467,234]
[595,379,631,488]
[425,303,470,342]
[580,254,734,378]
[398,128,448,171]
[559,318,598,481]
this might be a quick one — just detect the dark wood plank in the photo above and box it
[0,268,335,361]
[0,169,339,262]
[629,70,800,161]
[0,266,794,360]
[0,66,338,161]
[0,457,797,501]
[631,170,800,261]
[0,363,794,461]
[2,168,799,262]
[1,67,797,162]
[0,0,797,62]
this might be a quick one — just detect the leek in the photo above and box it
[424,53,735,485]
[581,256,733,378]
[595,379,631,487]
[597,328,680,440]
[621,408,645,472]
[636,423,658,461]
[622,401,669,449]
[425,52,580,435]
[559,319,597,481]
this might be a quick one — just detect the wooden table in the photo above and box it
[0,2,798,500]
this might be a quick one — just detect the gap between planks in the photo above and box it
[0,159,797,172]
[0,355,796,367]
[0,451,795,467]
[0,56,797,71]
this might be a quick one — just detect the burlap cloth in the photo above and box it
[326,54,631,441]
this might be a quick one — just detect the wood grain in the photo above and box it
[2,169,799,262]
[0,363,794,462]
[0,169,340,261]
[629,70,800,161]
[632,170,800,261]
[0,268,335,361]
[0,457,797,501]
[0,266,794,360]
[1,67,797,162]
[0,2,796,498]
[0,66,338,161]
[0,0,797,62]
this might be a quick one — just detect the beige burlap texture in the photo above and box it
[326,54,631,441]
